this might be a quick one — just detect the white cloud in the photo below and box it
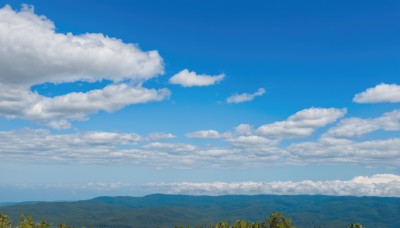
[0,84,170,129]
[144,174,400,197]
[10,174,400,198]
[324,109,400,138]
[234,124,253,135]
[169,69,224,87]
[288,138,400,166]
[353,83,400,103]
[0,129,145,163]
[0,128,282,167]
[0,5,163,86]
[186,130,231,139]
[227,135,278,146]
[256,107,347,138]
[147,133,176,141]
[142,142,197,154]
[226,88,265,104]
[0,5,168,128]
[1,126,400,167]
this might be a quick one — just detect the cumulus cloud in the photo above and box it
[353,83,400,103]
[147,133,176,141]
[0,5,163,86]
[169,69,224,87]
[227,135,277,145]
[186,130,231,139]
[145,174,400,197]
[142,142,197,154]
[0,128,142,148]
[288,137,400,166]
[1,126,400,167]
[0,129,145,163]
[0,5,168,128]
[0,128,282,167]
[234,124,253,135]
[0,84,170,129]
[226,88,265,104]
[324,109,400,138]
[256,107,347,138]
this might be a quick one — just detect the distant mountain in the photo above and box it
[0,201,46,207]
[0,194,399,228]
[0,202,16,207]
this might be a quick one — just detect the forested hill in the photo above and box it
[1,194,399,228]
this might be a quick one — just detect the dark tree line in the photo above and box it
[0,212,365,228]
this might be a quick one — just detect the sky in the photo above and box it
[0,0,399,201]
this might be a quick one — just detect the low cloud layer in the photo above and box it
[2,105,399,168]
[145,174,400,197]
[353,83,400,103]
[226,88,265,104]
[5,174,399,198]
[169,69,224,87]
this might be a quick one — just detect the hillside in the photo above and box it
[1,194,399,227]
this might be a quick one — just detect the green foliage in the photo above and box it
[58,223,74,228]
[17,214,50,228]
[348,224,365,228]
[0,214,13,228]
[265,212,294,228]
[199,212,294,228]
[0,212,370,228]
[232,220,260,228]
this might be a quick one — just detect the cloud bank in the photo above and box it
[2,105,400,168]
[6,174,399,197]
[145,174,400,197]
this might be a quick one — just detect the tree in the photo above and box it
[349,223,365,228]
[233,220,253,228]
[0,214,13,228]
[265,212,294,228]
[17,214,50,228]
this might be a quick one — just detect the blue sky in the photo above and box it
[0,0,399,201]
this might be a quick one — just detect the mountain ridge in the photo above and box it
[1,194,399,228]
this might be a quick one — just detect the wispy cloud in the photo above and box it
[226,88,265,104]
[169,69,224,87]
